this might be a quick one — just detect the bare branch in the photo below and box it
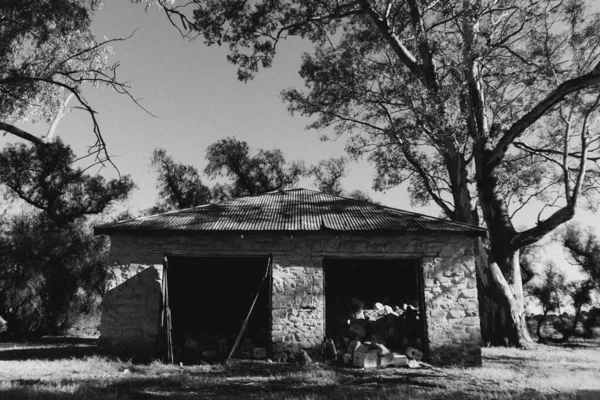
[0,122,44,146]
[487,64,600,171]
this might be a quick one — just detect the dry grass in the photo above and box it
[0,341,598,399]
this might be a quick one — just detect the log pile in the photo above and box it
[327,297,425,368]
[335,298,423,348]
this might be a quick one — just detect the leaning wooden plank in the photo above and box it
[226,255,272,364]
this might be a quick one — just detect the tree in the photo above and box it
[308,156,374,201]
[0,0,147,164]
[149,148,212,212]
[559,280,595,340]
[204,137,305,197]
[527,262,567,341]
[309,157,348,196]
[559,222,600,338]
[346,189,374,202]
[151,0,600,346]
[0,139,134,337]
[0,212,112,338]
[0,139,134,226]
[562,223,600,287]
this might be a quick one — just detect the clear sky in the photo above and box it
[2,0,599,236]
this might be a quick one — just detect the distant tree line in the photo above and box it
[526,224,600,342]
[142,137,373,216]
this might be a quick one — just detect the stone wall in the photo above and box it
[99,231,482,364]
[272,265,324,354]
[98,264,162,359]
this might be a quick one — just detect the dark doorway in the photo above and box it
[324,258,427,354]
[167,256,270,363]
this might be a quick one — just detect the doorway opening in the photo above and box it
[324,258,427,355]
[167,256,270,363]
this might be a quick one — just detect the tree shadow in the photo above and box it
[0,343,98,361]
[0,362,463,400]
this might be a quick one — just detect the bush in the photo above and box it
[0,213,112,338]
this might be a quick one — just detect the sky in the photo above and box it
[3,0,599,238]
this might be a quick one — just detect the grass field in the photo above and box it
[0,341,598,399]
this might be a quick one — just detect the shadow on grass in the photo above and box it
[0,356,581,399]
[0,382,574,400]
[0,362,525,400]
[0,344,99,361]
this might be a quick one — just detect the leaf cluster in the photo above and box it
[1,0,150,166]
[149,148,211,212]
[0,212,111,337]
[204,137,305,198]
[527,262,567,315]
[0,139,135,226]
[562,223,600,287]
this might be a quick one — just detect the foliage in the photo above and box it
[562,223,600,287]
[307,157,374,201]
[526,262,567,341]
[204,137,305,197]
[0,139,134,337]
[552,280,595,341]
[528,263,567,316]
[0,139,135,226]
[0,212,111,338]
[308,157,347,196]
[346,189,373,202]
[555,224,600,339]
[0,0,144,162]
[149,148,211,212]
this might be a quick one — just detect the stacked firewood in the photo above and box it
[326,297,425,368]
[331,297,423,352]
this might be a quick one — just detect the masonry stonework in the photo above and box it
[99,231,482,365]
[98,264,163,359]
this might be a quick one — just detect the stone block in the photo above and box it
[459,289,478,299]
[430,309,447,319]
[462,317,480,326]
[447,310,466,319]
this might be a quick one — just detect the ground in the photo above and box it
[0,340,598,399]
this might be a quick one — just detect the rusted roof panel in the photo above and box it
[95,188,486,235]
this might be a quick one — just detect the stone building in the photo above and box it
[95,188,485,365]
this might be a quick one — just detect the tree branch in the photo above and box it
[487,63,600,171]
[511,206,575,249]
[0,122,44,146]
[357,0,427,85]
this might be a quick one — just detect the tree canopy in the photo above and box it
[562,223,600,288]
[309,157,348,196]
[149,148,212,212]
[204,137,305,197]
[0,0,146,164]
[0,211,111,337]
[0,139,135,226]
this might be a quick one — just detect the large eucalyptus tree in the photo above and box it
[145,0,600,345]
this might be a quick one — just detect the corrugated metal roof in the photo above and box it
[94,188,486,235]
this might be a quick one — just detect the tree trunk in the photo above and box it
[443,144,534,346]
[561,304,583,342]
[536,311,548,342]
[476,165,534,347]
